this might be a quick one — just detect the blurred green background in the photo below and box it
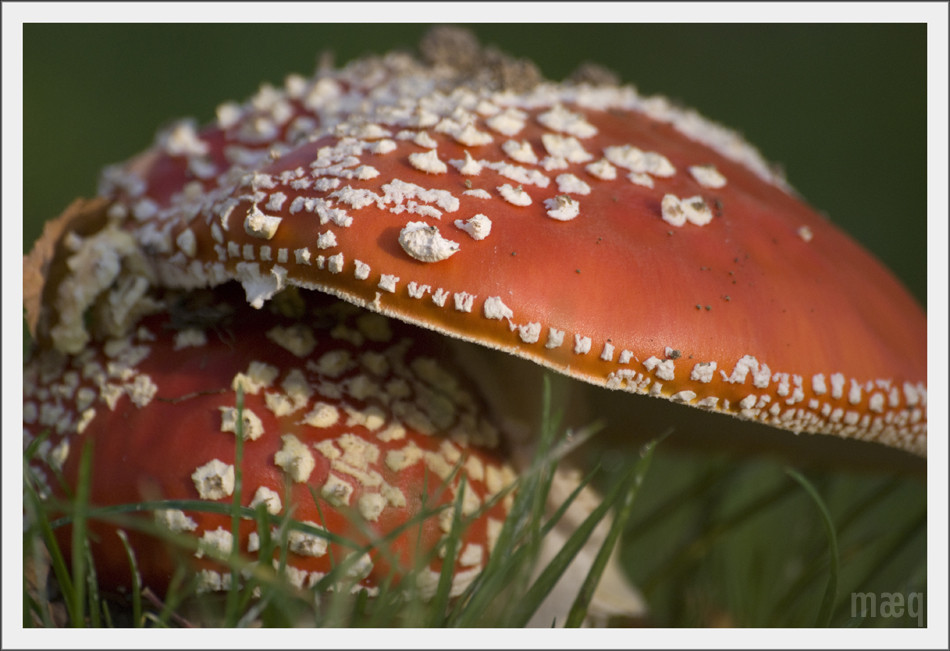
[23,23,926,307]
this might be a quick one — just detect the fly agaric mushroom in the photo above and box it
[24,281,517,604]
[67,28,925,457]
[24,27,927,627]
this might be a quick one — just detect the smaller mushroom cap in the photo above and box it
[24,283,515,598]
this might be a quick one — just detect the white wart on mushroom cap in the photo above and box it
[24,284,515,597]
[70,37,926,456]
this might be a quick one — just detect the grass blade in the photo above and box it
[68,439,95,627]
[509,455,641,627]
[564,436,662,627]
[224,385,246,626]
[427,474,468,625]
[450,375,564,627]
[786,468,839,627]
[771,476,901,625]
[641,479,797,594]
[115,530,143,626]
[832,505,926,625]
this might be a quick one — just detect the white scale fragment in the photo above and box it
[497,184,532,206]
[385,441,424,472]
[219,405,265,441]
[353,165,380,180]
[125,373,158,409]
[266,191,288,211]
[244,205,283,240]
[195,527,233,560]
[312,350,353,378]
[490,161,550,188]
[232,361,279,395]
[407,280,432,298]
[321,473,354,506]
[671,390,697,403]
[274,434,316,482]
[287,521,330,556]
[381,179,460,213]
[483,296,513,321]
[538,104,598,138]
[541,133,593,163]
[236,262,287,309]
[721,355,772,388]
[160,119,209,157]
[266,323,317,357]
[661,194,713,227]
[354,259,371,280]
[195,569,231,594]
[604,145,676,177]
[176,228,197,257]
[249,485,283,514]
[628,172,654,188]
[555,173,591,195]
[379,274,400,292]
[462,188,492,199]
[358,493,388,521]
[295,248,312,265]
[408,149,448,174]
[76,408,96,434]
[688,164,727,188]
[248,376,297,412]
[300,402,341,428]
[485,108,527,136]
[450,123,493,147]
[155,509,198,533]
[316,230,338,249]
[408,202,442,219]
[192,459,235,500]
[371,139,397,155]
[518,322,542,344]
[451,151,484,175]
[131,198,158,222]
[48,440,70,471]
[411,131,439,148]
[543,195,580,221]
[690,362,718,383]
[398,222,460,262]
[644,356,676,381]
[573,335,592,355]
[454,292,476,312]
[586,158,617,180]
[502,139,538,164]
[454,214,492,240]
[216,101,242,129]
[545,328,565,349]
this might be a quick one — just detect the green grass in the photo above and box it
[22,378,927,629]
[612,453,927,628]
[22,377,640,628]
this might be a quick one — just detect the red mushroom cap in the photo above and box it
[24,283,515,598]
[73,43,925,457]
[78,44,927,454]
